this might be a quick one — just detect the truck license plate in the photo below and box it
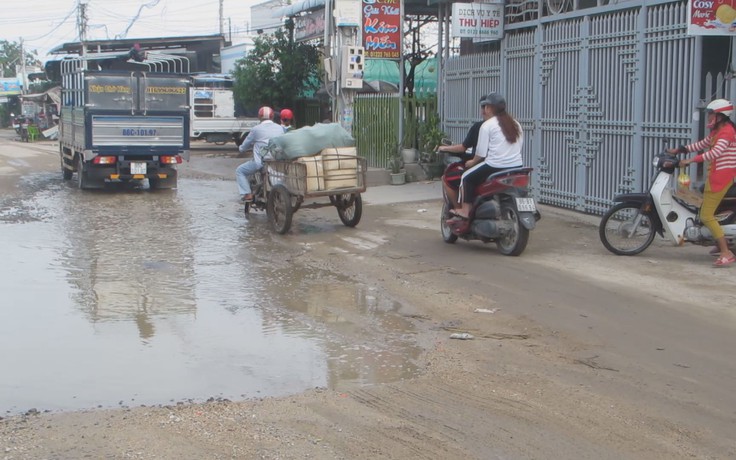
[516,197,537,212]
[130,162,147,175]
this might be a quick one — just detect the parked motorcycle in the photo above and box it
[599,152,736,255]
[11,114,24,134]
[440,160,541,256]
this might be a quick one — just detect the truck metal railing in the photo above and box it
[60,51,190,109]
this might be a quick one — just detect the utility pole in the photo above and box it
[329,0,363,133]
[78,0,88,57]
[219,0,224,36]
[19,37,27,95]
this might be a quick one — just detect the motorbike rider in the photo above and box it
[236,106,285,202]
[450,93,524,219]
[667,98,736,267]
[438,97,488,209]
[279,108,294,132]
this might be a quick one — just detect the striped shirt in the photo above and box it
[686,122,736,192]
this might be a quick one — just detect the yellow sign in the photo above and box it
[146,86,186,95]
[89,84,131,93]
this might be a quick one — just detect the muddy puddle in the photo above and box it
[0,176,421,415]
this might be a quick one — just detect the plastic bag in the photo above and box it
[678,171,691,190]
[265,123,355,160]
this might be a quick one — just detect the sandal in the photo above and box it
[713,254,736,267]
[449,210,469,220]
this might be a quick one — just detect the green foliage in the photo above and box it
[385,141,403,173]
[418,112,447,163]
[231,28,320,115]
[0,40,41,78]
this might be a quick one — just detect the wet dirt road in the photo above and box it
[1,128,735,459]
[0,132,421,415]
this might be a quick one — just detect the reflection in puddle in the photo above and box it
[0,178,420,415]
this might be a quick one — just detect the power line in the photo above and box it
[116,0,161,39]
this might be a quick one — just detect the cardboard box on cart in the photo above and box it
[321,147,359,190]
[295,155,325,192]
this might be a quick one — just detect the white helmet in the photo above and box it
[706,99,733,117]
[258,106,274,120]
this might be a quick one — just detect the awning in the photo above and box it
[273,0,325,18]
[19,93,47,101]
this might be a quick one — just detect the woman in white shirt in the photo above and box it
[451,93,523,219]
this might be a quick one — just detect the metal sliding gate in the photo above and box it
[443,1,704,214]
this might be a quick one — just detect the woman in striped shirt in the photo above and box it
[669,99,736,267]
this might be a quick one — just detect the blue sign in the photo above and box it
[0,78,22,96]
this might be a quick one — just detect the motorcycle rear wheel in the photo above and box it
[599,202,655,255]
[496,203,529,256]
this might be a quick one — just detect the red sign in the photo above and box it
[362,0,402,59]
[688,0,736,35]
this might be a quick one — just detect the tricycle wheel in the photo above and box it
[334,193,362,227]
[267,184,293,234]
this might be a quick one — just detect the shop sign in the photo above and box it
[451,1,504,40]
[688,0,736,35]
[362,0,401,59]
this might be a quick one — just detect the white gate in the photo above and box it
[441,1,718,214]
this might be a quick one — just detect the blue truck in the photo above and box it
[58,52,190,189]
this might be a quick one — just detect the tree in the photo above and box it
[0,40,41,78]
[231,27,320,116]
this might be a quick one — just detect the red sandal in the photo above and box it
[713,254,736,267]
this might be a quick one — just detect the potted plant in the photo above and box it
[418,112,447,179]
[387,142,406,185]
[400,126,418,164]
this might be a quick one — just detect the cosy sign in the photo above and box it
[362,0,401,59]
[451,1,504,40]
[687,0,736,35]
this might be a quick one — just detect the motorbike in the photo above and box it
[11,115,24,135]
[599,152,736,255]
[440,158,541,256]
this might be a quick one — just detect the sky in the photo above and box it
[1,0,268,63]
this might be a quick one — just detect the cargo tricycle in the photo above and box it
[244,152,367,234]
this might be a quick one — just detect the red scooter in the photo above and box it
[441,160,541,256]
